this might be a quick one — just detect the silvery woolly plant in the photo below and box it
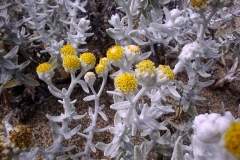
[15,0,93,68]
[171,111,240,160]
[94,44,181,159]
[172,0,239,116]
[36,45,110,159]
[0,43,39,96]
[0,113,38,160]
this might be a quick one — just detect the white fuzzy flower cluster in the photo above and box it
[174,42,203,74]
[192,111,239,160]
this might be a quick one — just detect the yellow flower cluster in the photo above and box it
[190,0,208,10]
[157,65,175,80]
[60,44,75,56]
[135,60,155,77]
[106,45,124,61]
[8,125,32,149]
[114,73,138,94]
[36,62,52,73]
[63,55,80,71]
[80,52,96,66]
[224,122,240,158]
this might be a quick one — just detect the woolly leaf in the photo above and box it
[83,95,96,101]
[110,101,131,110]
[17,74,39,86]
[171,136,184,160]
[76,80,89,93]
[4,45,18,59]
[134,145,146,160]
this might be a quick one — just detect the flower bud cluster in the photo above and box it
[192,112,240,160]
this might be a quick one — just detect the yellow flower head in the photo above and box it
[85,72,95,79]
[80,52,96,68]
[156,65,174,84]
[125,45,141,62]
[36,62,52,73]
[8,125,32,149]
[106,45,124,61]
[114,73,138,94]
[223,122,240,158]
[84,72,96,84]
[60,44,75,56]
[135,60,156,78]
[190,0,208,10]
[63,55,80,72]
[95,63,107,74]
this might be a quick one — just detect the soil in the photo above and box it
[1,2,240,160]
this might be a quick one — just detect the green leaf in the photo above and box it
[0,57,15,69]
[2,79,21,89]
[16,60,30,72]
[48,56,61,69]
[110,101,131,110]
[134,145,146,160]
[158,0,172,5]
[4,46,19,59]
[17,74,39,86]
[219,27,227,38]
[170,136,184,160]
[0,85,2,95]
[233,30,240,39]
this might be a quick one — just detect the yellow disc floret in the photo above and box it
[80,52,96,66]
[36,62,52,73]
[190,0,208,10]
[157,65,175,80]
[114,73,138,94]
[135,60,155,77]
[60,44,75,56]
[63,55,80,71]
[106,45,124,61]
[223,122,240,158]
[8,125,32,149]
